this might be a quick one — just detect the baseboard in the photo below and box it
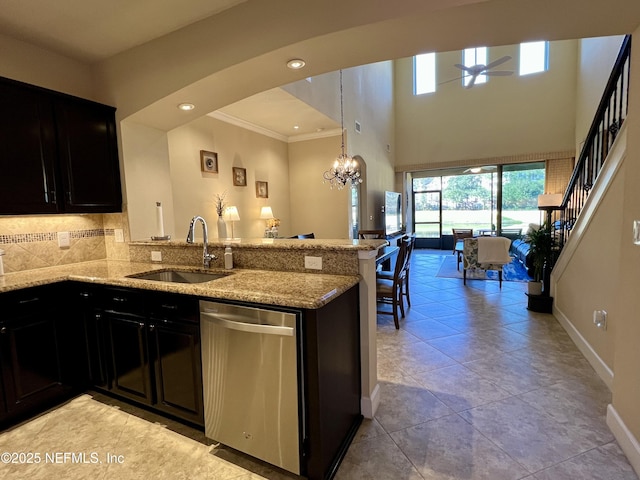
[361,383,380,419]
[607,404,640,477]
[553,306,614,390]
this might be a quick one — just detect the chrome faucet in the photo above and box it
[186,216,217,268]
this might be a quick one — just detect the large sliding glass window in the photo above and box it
[501,163,545,230]
[411,162,545,245]
[413,177,442,239]
[442,172,496,233]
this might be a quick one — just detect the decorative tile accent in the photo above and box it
[0,229,106,244]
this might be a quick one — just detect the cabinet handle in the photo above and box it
[149,325,155,331]
[18,297,40,305]
[139,322,145,329]
[50,190,57,203]
[0,327,6,334]
[95,313,102,320]
[113,297,127,303]
[80,292,91,298]
[161,304,178,310]
[67,191,72,203]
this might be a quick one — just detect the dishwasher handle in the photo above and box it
[201,311,294,337]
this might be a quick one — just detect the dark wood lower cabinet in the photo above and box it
[151,319,203,424]
[95,287,204,426]
[0,287,67,423]
[104,313,153,406]
[302,285,362,480]
[0,281,362,479]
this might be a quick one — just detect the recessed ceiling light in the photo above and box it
[293,125,300,130]
[286,59,306,70]
[177,103,195,111]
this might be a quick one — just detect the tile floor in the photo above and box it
[0,249,637,480]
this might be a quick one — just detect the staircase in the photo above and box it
[558,35,631,250]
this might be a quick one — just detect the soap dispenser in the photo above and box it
[224,247,233,269]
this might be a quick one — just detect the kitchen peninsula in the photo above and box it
[0,237,385,479]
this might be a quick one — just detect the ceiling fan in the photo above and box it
[442,55,513,89]
[463,165,498,174]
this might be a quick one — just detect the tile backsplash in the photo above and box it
[0,212,130,273]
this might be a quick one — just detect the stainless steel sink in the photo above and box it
[127,269,229,284]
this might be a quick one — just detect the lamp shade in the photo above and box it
[537,194,563,208]
[225,206,240,221]
[259,206,274,219]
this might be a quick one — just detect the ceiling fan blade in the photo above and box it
[484,70,513,76]
[465,75,477,89]
[484,55,512,71]
[438,74,469,86]
[454,63,471,72]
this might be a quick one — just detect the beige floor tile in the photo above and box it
[390,414,529,480]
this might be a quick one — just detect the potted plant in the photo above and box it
[525,223,553,296]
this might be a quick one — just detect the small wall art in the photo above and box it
[232,167,247,186]
[200,150,218,173]
[256,181,268,198]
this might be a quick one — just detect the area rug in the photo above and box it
[436,254,531,282]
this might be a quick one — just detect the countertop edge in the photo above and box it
[0,260,360,310]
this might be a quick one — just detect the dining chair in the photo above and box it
[451,228,473,254]
[376,237,409,329]
[377,233,415,309]
[462,236,512,288]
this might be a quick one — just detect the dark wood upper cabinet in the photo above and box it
[0,76,122,215]
[0,80,59,214]
[54,97,122,213]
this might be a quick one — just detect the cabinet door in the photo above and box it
[0,79,59,214]
[60,285,107,389]
[54,97,122,213]
[150,319,203,425]
[104,313,153,405]
[0,314,64,414]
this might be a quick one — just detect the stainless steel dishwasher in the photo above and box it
[199,300,303,475]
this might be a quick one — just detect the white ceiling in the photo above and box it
[0,0,247,62]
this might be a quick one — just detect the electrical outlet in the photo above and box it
[57,231,70,248]
[151,251,162,262]
[593,310,607,330]
[114,229,124,243]
[304,256,322,270]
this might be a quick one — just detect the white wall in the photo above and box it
[284,63,396,232]
[574,35,626,154]
[120,121,175,241]
[288,135,350,238]
[394,40,579,169]
[0,33,94,100]
[167,116,291,240]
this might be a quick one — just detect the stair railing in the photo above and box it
[559,35,631,248]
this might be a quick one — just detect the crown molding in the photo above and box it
[208,111,341,143]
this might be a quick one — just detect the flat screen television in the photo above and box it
[385,191,402,236]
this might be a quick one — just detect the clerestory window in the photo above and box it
[414,52,436,95]
[520,41,548,76]
[462,47,487,87]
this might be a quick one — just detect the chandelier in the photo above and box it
[323,70,363,190]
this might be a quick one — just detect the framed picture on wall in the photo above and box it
[256,181,268,198]
[200,150,218,173]
[233,167,247,186]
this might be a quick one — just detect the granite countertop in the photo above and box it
[130,237,386,251]
[0,260,360,309]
